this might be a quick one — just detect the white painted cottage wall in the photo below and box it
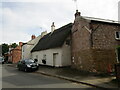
[32,48,62,67]
[31,41,71,67]
[61,42,71,66]
[22,35,41,60]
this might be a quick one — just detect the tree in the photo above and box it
[2,43,9,55]
[1,43,18,56]
[10,43,18,48]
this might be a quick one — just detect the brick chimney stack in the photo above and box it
[19,42,23,46]
[51,22,55,32]
[31,35,36,40]
[75,10,81,18]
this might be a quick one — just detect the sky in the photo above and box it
[0,0,120,44]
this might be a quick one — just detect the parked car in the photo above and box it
[17,59,39,72]
[0,57,5,64]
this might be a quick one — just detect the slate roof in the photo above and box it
[83,16,120,25]
[31,23,72,52]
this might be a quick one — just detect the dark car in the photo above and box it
[17,59,39,72]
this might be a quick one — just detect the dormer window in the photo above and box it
[115,31,120,40]
[66,39,71,46]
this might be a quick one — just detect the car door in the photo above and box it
[22,60,26,70]
[19,61,24,70]
[18,61,23,70]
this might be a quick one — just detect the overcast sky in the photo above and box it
[0,0,119,44]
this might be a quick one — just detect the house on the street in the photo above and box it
[8,42,23,63]
[22,32,47,60]
[31,23,72,67]
[71,10,120,73]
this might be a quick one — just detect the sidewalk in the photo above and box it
[6,64,119,89]
[36,65,119,89]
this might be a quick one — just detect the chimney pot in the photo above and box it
[19,42,23,46]
[31,35,36,40]
[51,22,55,32]
[75,10,81,18]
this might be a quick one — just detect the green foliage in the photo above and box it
[1,43,18,55]
[10,43,18,48]
[2,43,9,55]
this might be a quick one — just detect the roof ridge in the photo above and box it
[83,16,120,24]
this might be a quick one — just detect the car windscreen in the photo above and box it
[25,60,35,64]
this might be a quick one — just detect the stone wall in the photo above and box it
[71,16,93,71]
[91,21,120,73]
[71,12,120,73]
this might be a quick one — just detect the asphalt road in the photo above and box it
[2,64,94,88]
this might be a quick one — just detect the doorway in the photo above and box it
[53,53,58,66]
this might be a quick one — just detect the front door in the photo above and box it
[53,53,58,67]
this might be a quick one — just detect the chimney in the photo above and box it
[31,35,36,40]
[41,31,47,37]
[51,22,55,32]
[75,10,81,18]
[19,42,23,46]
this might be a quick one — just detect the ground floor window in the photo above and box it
[42,54,46,64]
[115,31,120,40]
[116,46,120,63]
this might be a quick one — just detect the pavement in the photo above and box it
[6,63,120,89]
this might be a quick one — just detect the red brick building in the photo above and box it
[71,10,120,73]
[8,42,23,63]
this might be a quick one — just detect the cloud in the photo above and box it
[2,2,74,43]
[1,0,119,44]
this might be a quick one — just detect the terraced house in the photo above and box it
[22,31,47,60]
[31,23,72,67]
[22,10,120,73]
[71,10,120,73]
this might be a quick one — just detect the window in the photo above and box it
[115,31,120,40]
[43,54,46,60]
[116,46,120,63]
[66,39,71,46]
[42,54,46,64]
[36,55,38,59]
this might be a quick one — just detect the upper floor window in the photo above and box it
[115,31,120,40]
[66,39,71,46]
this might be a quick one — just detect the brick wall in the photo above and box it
[12,49,22,63]
[8,43,22,63]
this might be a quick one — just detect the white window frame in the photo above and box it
[115,31,120,40]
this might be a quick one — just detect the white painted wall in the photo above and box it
[61,41,71,66]
[31,39,71,67]
[32,48,62,67]
[22,35,41,60]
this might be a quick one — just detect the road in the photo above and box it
[2,64,94,88]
